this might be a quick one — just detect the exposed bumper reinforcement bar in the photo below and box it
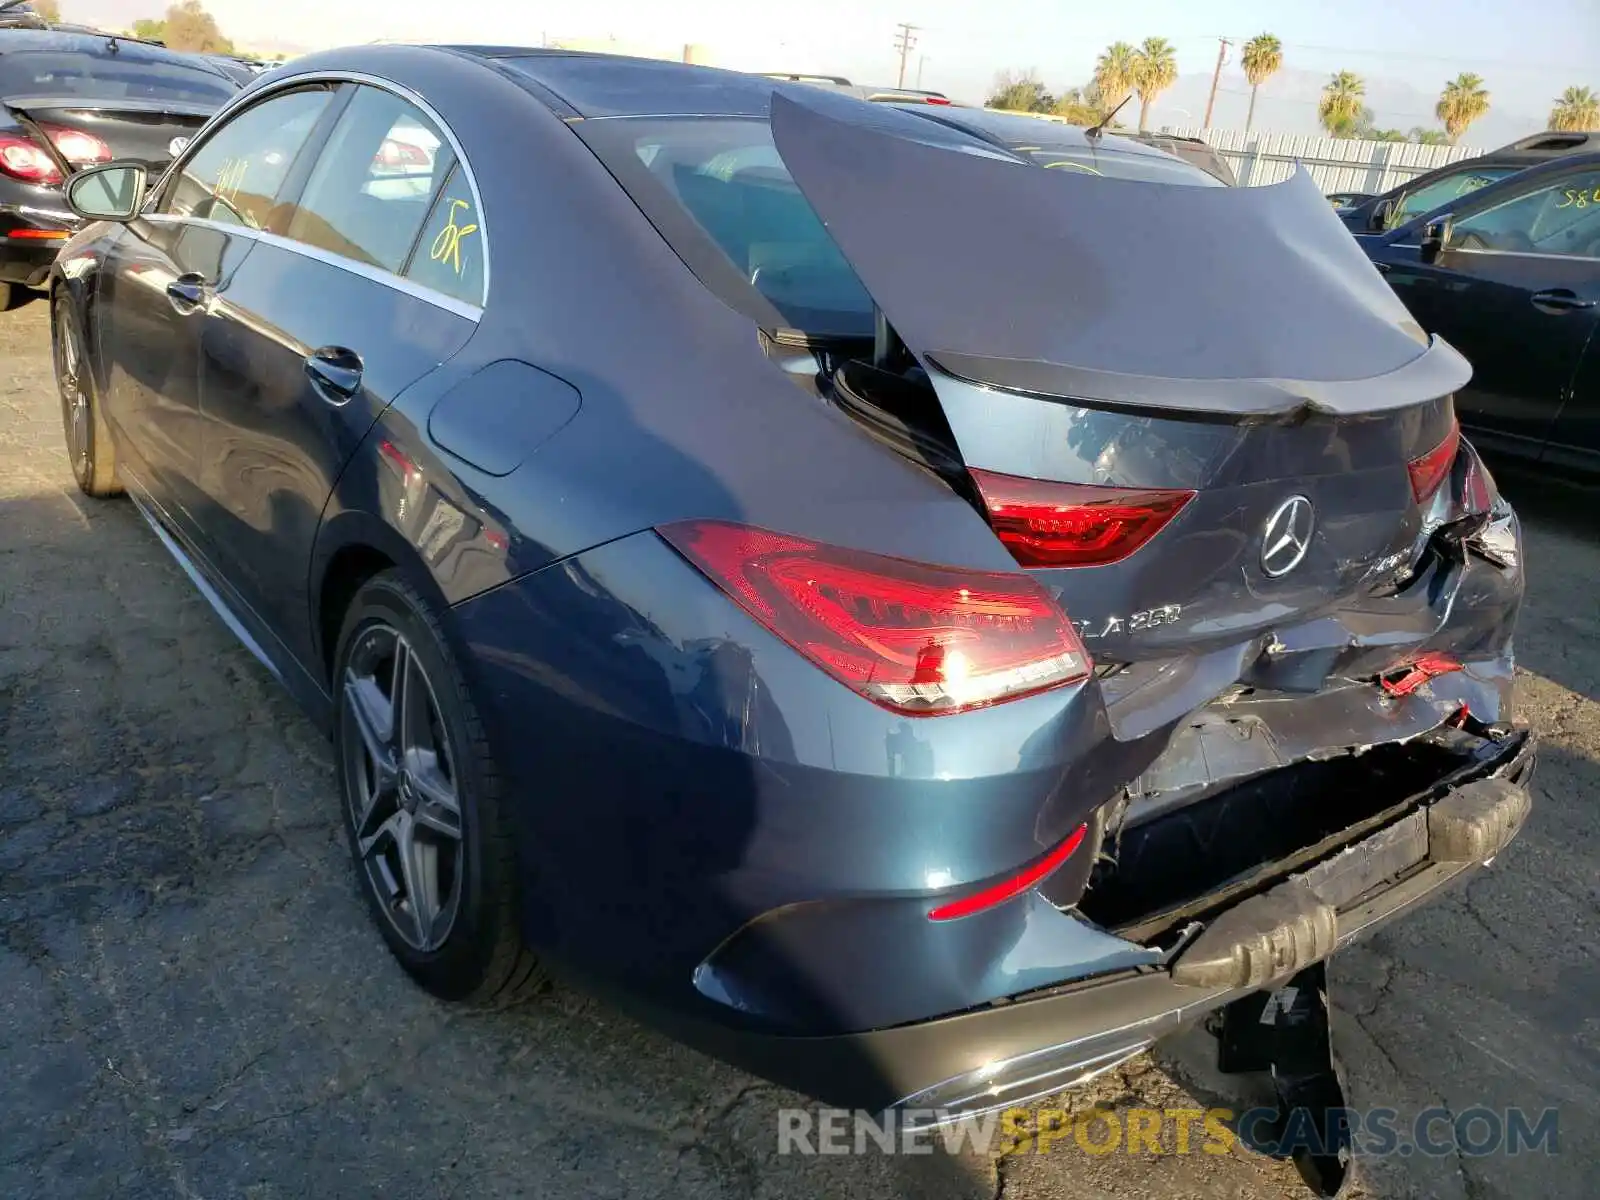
[664,731,1532,1117]
[1169,773,1531,990]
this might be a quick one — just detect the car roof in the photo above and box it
[455,48,800,118]
[0,25,206,65]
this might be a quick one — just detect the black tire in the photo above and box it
[53,295,122,497]
[332,569,546,1005]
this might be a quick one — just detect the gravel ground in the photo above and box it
[1,295,1595,1199]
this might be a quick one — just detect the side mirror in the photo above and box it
[65,162,147,223]
[1419,214,1454,264]
[1369,197,1396,231]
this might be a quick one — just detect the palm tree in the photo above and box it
[1319,71,1366,137]
[1131,37,1178,131]
[1407,125,1450,145]
[1436,73,1490,144]
[1241,34,1282,134]
[1094,41,1139,114]
[1549,86,1600,131]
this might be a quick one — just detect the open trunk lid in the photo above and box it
[769,92,1469,418]
[775,93,1495,714]
[6,96,216,173]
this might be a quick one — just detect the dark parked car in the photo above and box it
[51,46,1533,1117]
[1363,152,1600,476]
[0,25,239,308]
[1340,130,1600,238]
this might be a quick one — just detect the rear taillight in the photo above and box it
[0,125,111,185]
[1408,420,1460,503]
[658,520,1092,715]
[0,132,62,184]
[969,469,1195,569]
[42,124,113,167]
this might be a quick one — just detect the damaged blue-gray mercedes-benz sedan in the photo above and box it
[49,46,1532,1117]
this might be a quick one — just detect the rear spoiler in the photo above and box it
[927,334,1473,421]
[2,95,221,119]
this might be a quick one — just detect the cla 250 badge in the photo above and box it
[1075,604,1183,640]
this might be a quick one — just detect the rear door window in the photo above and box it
[283,85,453,274]
[158,87,333,230]
[1452,170,1600,258]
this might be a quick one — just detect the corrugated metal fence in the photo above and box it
[1163,128,1484,193]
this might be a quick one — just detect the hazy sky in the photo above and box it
[85,0,1600,128]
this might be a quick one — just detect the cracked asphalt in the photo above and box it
[1,295,1596,1199]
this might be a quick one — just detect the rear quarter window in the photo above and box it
[404,166,485,305]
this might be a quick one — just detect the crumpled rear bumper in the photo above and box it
[668,728,1533,1115]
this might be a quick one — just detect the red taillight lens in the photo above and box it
[658,520,1093,715]
[0,133,62,184]
[1408,421,1460,503]
[928,822,1088,921]
[969,469,1195,569]
[0,126,110,185]
[42,124,112,167]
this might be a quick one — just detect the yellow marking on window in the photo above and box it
[430,198,478,276]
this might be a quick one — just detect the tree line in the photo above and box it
[987,33,1600,143]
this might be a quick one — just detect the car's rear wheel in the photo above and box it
[333,569,545,1004]
[53,296,121,497]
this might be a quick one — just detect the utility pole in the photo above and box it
[1203,37,1231,129]
[916,55,927,88]
[893,23,919,89]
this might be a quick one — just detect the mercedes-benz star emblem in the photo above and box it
[1261,495,1314,578]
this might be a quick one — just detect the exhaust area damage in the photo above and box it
[1075,657,1524,949]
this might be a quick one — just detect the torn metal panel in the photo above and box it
[769,91,1471,417]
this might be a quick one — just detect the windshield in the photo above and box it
[1389,165,1516,227]
[0,48,237,104]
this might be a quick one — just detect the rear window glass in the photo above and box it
[579,116,876,337]
[0,49,237,105]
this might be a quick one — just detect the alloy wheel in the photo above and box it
[55,315,89,478]
[341,623,465,952]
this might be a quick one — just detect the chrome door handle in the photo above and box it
[165,273,209,314]
[304,346,364,402]
[1530,289,1597,315]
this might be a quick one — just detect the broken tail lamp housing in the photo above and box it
[968,469,1195,569]
[658,520,1092,716]
[1408,420,1461,504]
